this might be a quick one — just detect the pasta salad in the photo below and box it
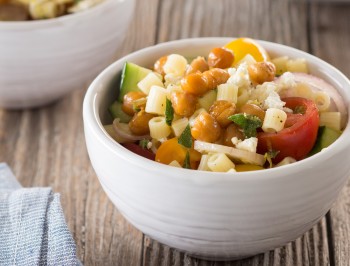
[0,0,103,21]
[105,38,346,172]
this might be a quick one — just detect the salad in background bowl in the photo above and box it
[0,0,104,21]
[83,38,350,259]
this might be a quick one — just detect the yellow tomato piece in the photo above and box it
[224,38,270,65]
[235,164,265,172]
[155,138,201,169]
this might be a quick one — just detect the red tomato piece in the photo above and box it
[257,97,319,163]
[123,142,156,161]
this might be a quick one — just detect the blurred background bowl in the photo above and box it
[0,0,135,109]
[83,38,350,260]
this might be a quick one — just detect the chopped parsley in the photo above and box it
[139,139,151,150]
[183,151,191,169]
[165,98,174,126]
[264,149,280,168]
[178,124,192,148]
[228,113,262,138]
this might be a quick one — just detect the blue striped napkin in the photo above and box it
[0,163,81,266]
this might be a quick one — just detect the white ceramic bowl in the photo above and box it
[83,38,350,260]
[0,0,134,109]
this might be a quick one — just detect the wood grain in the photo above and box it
[310,3,350,266]
[142,218,329,266]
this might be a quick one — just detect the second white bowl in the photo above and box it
[0,0,135,108]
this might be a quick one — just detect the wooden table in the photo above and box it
[1,0,349,265]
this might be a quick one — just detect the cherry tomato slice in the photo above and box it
[224,37,270,65]
[257,97,319,163]
[123,143,155,161]
[155,138,201,169]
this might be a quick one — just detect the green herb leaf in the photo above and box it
[165,98,174,126]
[178,124,192,148]
[139,139,150,150]
[264,149,280,168]
[183,151,191,169]
[228,113,262,138]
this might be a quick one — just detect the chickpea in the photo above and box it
[128,109,155,136]
[186,56,209,75]
[248,61,276,84]
[203,68,230,89]
[191,112,222,143]
[154,55,168,76]
[181,72,207,96]
[122,91,147,116]
[208,47,234,69]
[209,100,236,128]
[240,103,265,121]
[170,91,197,117]
[223,124,244,147]
[181,68,229,96]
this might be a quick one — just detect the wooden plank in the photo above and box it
[309,3,350,266]
[0,0,159,265]
[142,0,330,265]
[143,219,330,266]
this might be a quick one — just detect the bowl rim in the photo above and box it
[0,0,124,29]
[83,37,350,182]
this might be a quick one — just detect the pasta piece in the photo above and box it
[149,117,171,140]
[171,117,189,137]
[313,91,331,112]
[320,112,341,131]
[207,153,235,172]
[145,86,167,115]
[165,84,181,98]
[138,72,164,95]
[197,155,210,171]
[235,137,258,153]
[150,139,160,154]
[262,108,287,133]
[68,0,103,13]
[194,140,265,166]
[294,83,314,100]
[163,54,188,76]
[286,58,308,73]
[132,97,147,111]
[236,88,250,108]
[276,157,297,167]
[237,54,256,66]
[169,160,182,168]
[198,90,217,111]
[271,56,288,76]
[164,73,182,87]
[217,83,238,103]
[226,168,237,173]
[29,0,63,19]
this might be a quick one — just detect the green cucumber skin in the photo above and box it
[309,126,341,156]
[117,62,152,102]
[108,101,132,123]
